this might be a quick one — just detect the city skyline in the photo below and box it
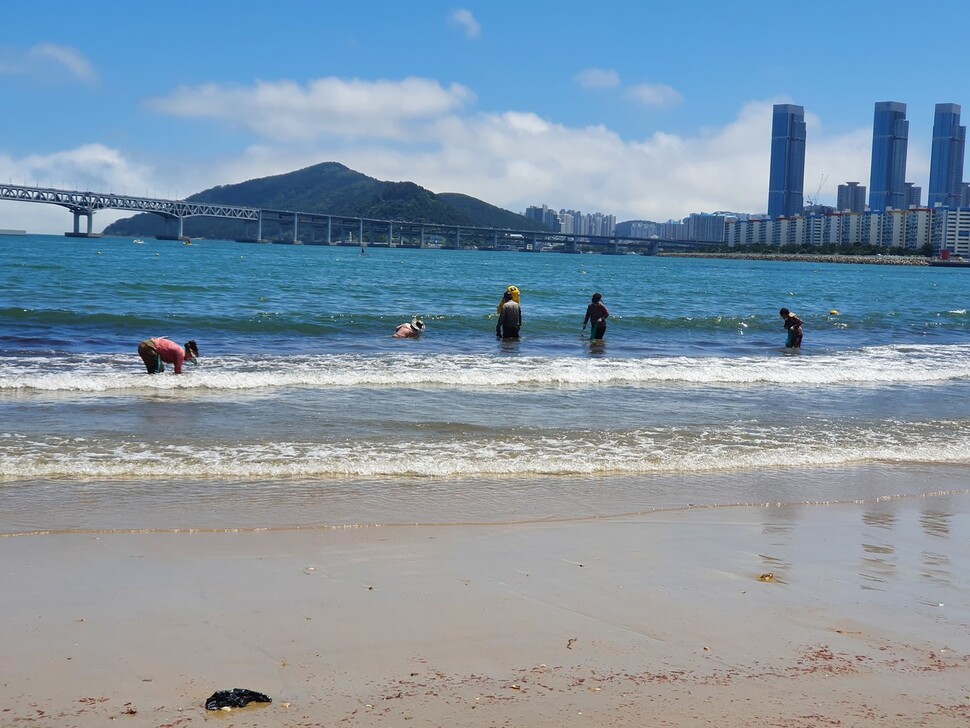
[2,0,970,234]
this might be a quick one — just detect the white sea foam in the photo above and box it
[3,420,970,480]
[3,344,970,393]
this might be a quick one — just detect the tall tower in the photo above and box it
[837,182,866,213]
[767,104,806,218]
[869,102,909,212]
[928,103,966,209]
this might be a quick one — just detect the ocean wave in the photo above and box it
[3,419,970,480]
[2,344,970,392]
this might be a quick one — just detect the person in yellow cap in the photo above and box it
[496,285,520,314]
[496,290,522,338]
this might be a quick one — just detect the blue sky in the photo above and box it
[2,0,968,233]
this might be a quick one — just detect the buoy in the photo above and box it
[829,310,839,315]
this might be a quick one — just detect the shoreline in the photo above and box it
[657,251,932,265]
[3,493,968,726]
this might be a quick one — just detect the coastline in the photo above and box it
[657,252,932,265]
[2,492,968,727]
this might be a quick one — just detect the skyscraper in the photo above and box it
[767,104,806,218]
[905,182,922,209]
[928,103,966,209]
[868,102,910,212]
[837,181,866,213]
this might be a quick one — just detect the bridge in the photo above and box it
[0,182,723,254]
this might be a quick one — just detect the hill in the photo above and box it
[103,162,543,238]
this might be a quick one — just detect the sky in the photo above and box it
[2,0,969,234]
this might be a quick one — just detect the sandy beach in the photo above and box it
[2,492,969,727]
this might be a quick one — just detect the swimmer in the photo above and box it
[393,318,426,338]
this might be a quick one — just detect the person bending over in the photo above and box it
[779,308,803,348]
[137,337,199,374]
[393,319,426,338]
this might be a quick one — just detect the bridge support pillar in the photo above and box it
[156,216,186,241]
[65,209,98,237]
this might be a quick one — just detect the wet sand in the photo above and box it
[2,493,969,727]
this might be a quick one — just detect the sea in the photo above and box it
[2,233,970,534]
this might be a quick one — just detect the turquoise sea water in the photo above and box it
[2,234,970,533]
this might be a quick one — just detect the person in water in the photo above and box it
[393,318,425,338]
[779,308,803,348]
[496,290,522,338]
[137,337,199,374]
[496,285,520,314]
[583,292,610,340]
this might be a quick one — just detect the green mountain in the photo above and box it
[102,162,543,239]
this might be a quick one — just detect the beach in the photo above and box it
[3,490,969,727]
[4,236,970,726]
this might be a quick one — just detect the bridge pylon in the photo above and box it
[64,209,100,238]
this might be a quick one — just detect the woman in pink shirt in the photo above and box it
[137,337,199,374]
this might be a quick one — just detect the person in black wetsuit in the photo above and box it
[779,308,803,348]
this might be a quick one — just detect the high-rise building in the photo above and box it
[869,102,909,212]
[904,182,922,209]
[767,104,806,218]
[686,212,727,242]
[524,204,560,231]
[837,182,866,213]
[928,103,966,209]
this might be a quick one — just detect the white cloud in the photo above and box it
[0,144,155,233]
[626,83,684,110]
[0,43,98,85]
[196,99,873,223]
[147,77,475,142]
[30,43,98,84]
[448,8,481,39]
[0,90,880,235]
[574,68,620,90]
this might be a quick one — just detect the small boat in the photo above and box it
[133,239,144,244]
